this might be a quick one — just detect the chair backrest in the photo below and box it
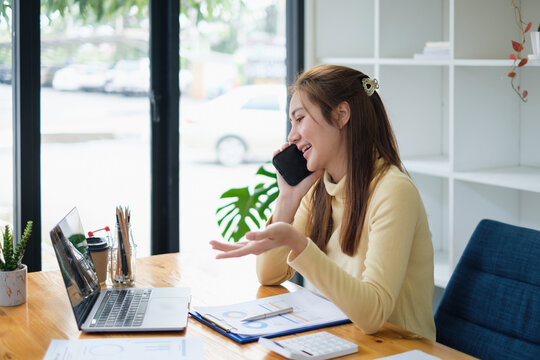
[434,219,540,360]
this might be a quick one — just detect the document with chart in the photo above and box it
[43,337,204,360]
[191,289,349,339]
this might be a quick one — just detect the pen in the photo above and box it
[200,314,237,333]
[116,214,129,276]
[241,306,294,321]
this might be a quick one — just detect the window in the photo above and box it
[0,9,12,230]
[8,1,301,271]
[179,1,286,256]
[40,3,151,270]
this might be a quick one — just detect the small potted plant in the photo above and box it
[530,23,540,59]
[0,221,33,306]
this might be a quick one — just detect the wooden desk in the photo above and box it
[1,253,474,359]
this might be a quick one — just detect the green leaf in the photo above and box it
[2,225,14,271]
[220,213,237,239]
[256,164,277,179]
[216,164,278,242]
[14,221,32,266]
[216,206,237,226]
[0,3,10,26]
[220,187,250,199]
[247,211,261,229]
[258,190,279,219]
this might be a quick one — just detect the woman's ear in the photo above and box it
[336,101,351,129]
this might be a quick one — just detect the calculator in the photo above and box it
[259,331,358,360]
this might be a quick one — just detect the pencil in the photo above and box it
[115,211,122,277]
[116,206,132,278]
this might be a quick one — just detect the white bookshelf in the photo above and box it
[306,0,540,288]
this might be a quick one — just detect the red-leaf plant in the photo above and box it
[505,0,532,102]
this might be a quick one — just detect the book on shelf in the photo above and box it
[413,41,450,60]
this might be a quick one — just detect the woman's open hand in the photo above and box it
[209,222,308,259]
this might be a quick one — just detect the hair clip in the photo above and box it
[362,77,379,96]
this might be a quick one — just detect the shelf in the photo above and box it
[454,59,511,67]
[380,58,449,66]
[321,57,449,66]
[434,250,449,288]
[310,0,540,291]
[453,59,540,67]
[454,166,540,193]
[403,155,450,177]
[321,58,540,67]
[320,57,376,65]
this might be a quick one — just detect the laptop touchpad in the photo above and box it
[144,297,189,328]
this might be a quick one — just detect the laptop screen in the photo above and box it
[50,207,100,327]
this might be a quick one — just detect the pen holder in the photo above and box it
[110,223,136,287]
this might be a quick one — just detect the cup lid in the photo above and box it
[86,237,109,251]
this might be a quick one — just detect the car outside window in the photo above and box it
[241,95,280,111]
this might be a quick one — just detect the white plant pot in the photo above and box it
[530,32,540,60]
[0,264,27,306]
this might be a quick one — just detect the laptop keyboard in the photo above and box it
[89,289,152,328]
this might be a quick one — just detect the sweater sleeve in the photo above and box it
[287,176,421,334]
[255,192,312,285]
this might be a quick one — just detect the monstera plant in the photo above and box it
[216,163,278,242]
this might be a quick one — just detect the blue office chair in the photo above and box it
[434,219,540,360]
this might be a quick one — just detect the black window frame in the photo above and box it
[285,0,304,285]
[12,0,42,272]
[150,0,180,255]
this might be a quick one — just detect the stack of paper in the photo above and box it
[413,41,450,60]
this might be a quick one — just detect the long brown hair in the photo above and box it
[290,65,403,256]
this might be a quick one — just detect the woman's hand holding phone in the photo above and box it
[271,144,322,223]
[272,144,312,186]
[273,144,321,190]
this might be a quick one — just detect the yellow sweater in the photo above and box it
[256,165,436,341]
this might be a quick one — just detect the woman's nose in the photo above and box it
[288,127,300,144]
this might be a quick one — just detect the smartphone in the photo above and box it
[272,145,313,186]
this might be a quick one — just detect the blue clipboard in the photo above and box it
[189,311,351,344]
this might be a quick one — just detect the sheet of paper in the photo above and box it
[43,337,204,360]
[376,350,441,360]
[193,289,348,336]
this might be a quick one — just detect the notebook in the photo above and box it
[50,207,191,332]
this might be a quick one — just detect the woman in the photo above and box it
[210,65,436,341]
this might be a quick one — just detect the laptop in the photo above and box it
[50,207,191,332]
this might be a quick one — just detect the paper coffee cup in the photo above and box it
[87,237,110,284]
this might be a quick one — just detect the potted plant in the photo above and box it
[0,221,33,306]
[530,23,540,59]
[505,0,533,102]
